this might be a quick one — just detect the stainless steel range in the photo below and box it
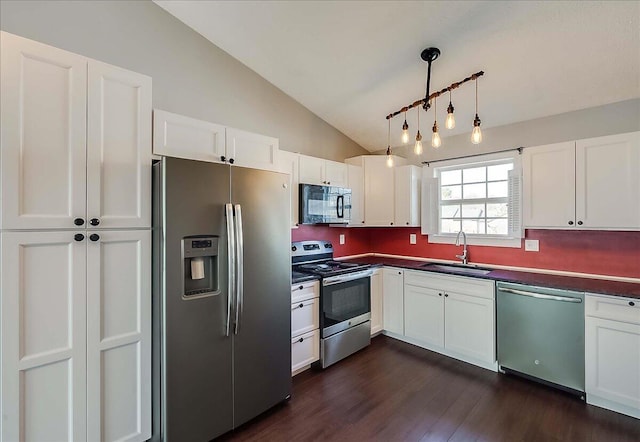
[292,241,372,368]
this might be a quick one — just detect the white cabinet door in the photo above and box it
[152,109,225,163]
[87,61,152,229]
[444,292,495,364]
[576,132,640,229]
[382,268,404,335]
[523,142,576,228]
[299,155,325,185]
[370,268,383,335]
[364,156,396,226]
[277,150,300,227]
[1,231,87,441]
[347,164,364,226]
[394,165,421,227]
[586,316,640,417]
[226,127,279,171]
[87,230,151,442]
[0,31,87,230]
[324,160,348,187]
[404,285,444,347]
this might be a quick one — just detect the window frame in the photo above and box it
[425,151,522,248]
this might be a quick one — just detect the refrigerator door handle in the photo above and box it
[225,203,236,337]
[234,204,244,334]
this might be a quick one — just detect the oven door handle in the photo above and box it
[323,270,372,286]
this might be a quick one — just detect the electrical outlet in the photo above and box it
[524,239,539,252]
[339,234,345,245]
[410,234,417,245]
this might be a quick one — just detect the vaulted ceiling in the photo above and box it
[155,1,640,151]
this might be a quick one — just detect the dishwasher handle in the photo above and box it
[499,287,583,303]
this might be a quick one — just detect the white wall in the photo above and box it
[0,0,368,161]
[375,98,640,163]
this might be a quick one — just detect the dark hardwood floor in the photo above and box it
[220,336,640,441]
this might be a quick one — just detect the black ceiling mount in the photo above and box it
[421,47,441,110]
[420,47,441,62]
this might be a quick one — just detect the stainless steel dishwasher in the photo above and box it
[496,281,585,398]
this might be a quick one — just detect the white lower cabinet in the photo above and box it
[291,280,320,374]
[394,270,496,370]
[585,294,640,419]
[370,268,383,335]
[382,267,404,335]
[1,230,151,441]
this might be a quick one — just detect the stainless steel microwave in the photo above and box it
[299,183,351,224]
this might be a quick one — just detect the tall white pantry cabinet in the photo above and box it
[0,31,152,442]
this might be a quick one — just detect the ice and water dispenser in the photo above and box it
[182,235,219,298]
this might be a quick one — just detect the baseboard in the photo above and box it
[587,394,640,419]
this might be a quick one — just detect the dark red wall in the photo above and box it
[292,226,640,278]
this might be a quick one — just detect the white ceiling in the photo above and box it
[154,1,640,152]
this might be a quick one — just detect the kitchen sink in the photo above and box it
[419,263,493,276]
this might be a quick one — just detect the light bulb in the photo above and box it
[471,113,482,145]
[445,101,455,130]
[471,126,482,144]
[431,121,441,148]
[414,130,423,155]
[401,118,409,144]
[386,154,394,168]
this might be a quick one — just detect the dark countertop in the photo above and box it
[292,271,320,285]
[340,256,640,299]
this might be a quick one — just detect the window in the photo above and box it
[439,161,513,235]
[422,152,522,248]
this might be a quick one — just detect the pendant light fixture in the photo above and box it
[414,106,423,155]
[471,78,482,145]
[445,90,455,130]
[385,48,484,150]
[386,118,394,168]
[431,97,441,148]
[401,111,409,144]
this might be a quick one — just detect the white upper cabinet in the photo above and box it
[0,32,152,230]
[1,31,88,230]
[152,110,279,171]
[523,132,640,230]
[153,109,225,162]
[347,164,364,226]
[394,165,421,227]
[87,61,152,229]
[576,132,640,229]
[226,127,279,171]
[299,155,348,187]
[277,150,300,227]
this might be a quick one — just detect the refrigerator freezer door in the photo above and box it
[161,158,233,441]
[231,167,292,427]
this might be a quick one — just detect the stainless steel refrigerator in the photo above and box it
[152,157,291,441]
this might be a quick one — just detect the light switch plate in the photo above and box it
[410,234,417,245]
[524,239,539,252]
[339,234,345,245]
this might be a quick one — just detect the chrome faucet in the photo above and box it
[455,230,468,265]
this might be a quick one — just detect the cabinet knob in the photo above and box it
[89,234,100,242]
[74,217,85,226]
[229,158,235,164]
[298,337,304,343]
[444,293,449,297]
[89,218,100,226]
[299,303,304,308]
[568,221,574,225]
[406,222,409,225]
[577,221,583,226]
[630,301,636,307]
[438,293,442,297]
[74,233,85,242]
[390,222,394,226]
[362,220,365,224]
[327,181,331,185]
[398,271,402,275]
[220,155,226,162]
[298,285,304,290]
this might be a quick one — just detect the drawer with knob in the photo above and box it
[586,294,640,325]
[291,329,320,373]
[291,280,319,304]
[291,297,319,337]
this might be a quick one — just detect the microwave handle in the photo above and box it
[337,195,344,218]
